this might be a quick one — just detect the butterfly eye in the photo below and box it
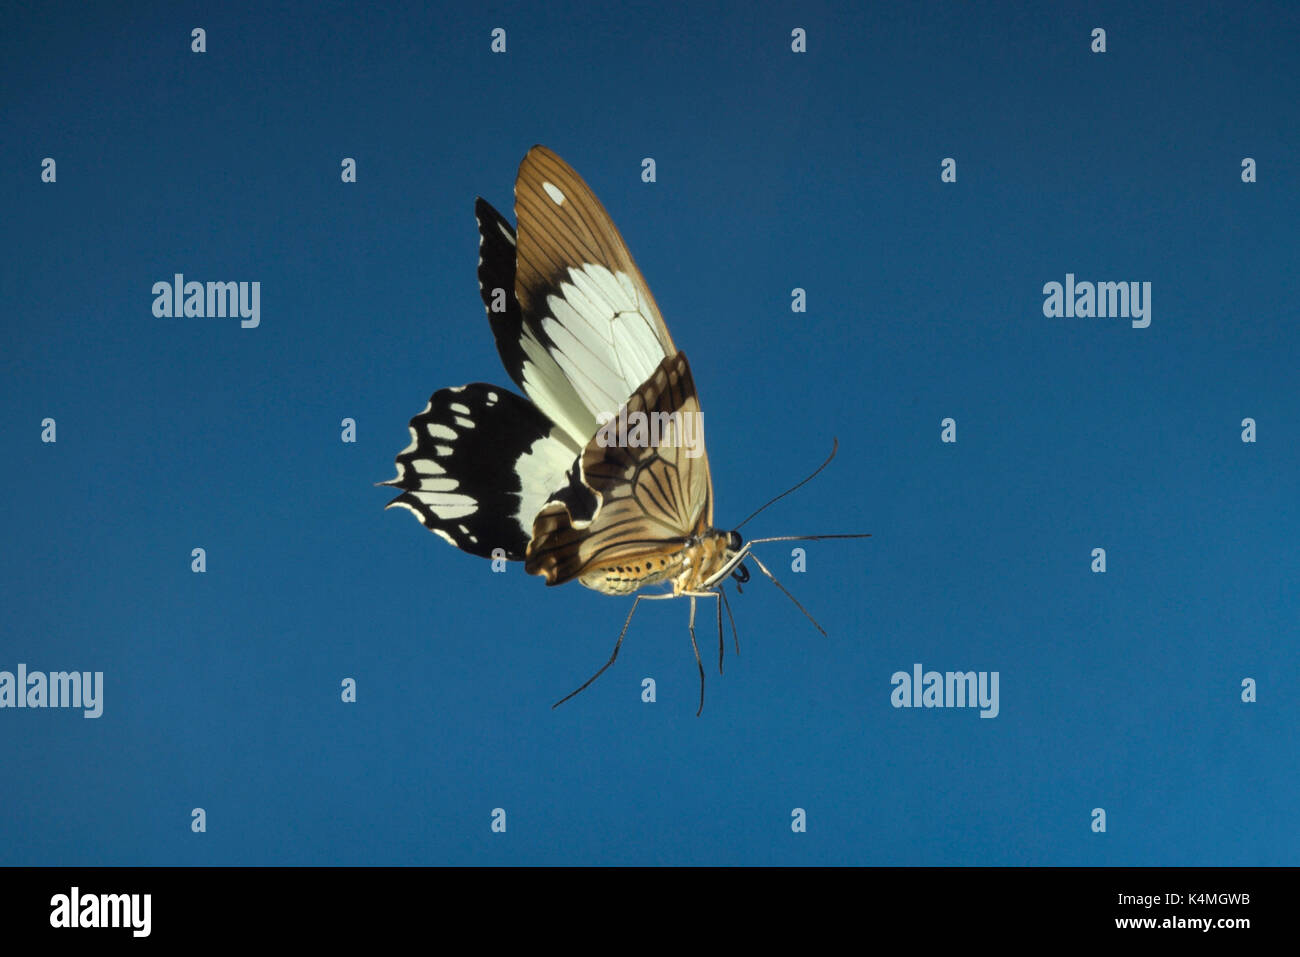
[727,530,743,551]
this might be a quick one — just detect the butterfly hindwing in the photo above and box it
[525,352,713,588]
[382,383,578,560]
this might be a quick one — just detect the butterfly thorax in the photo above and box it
[577,529,734,597]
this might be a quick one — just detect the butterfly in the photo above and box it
[382,145,868,714]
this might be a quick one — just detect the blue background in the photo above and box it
[2,0,1296,865]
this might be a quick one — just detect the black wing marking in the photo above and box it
[475,197,529,395]
[382,383,577,560]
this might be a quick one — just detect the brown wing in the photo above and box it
[525,352,713,586]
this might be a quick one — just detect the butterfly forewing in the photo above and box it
[525,352,713,592]
[512,146,678,440]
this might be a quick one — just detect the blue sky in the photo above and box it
[1,0,1296,865]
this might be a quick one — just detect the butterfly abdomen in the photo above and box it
[579,552,686,595]
[577,530,732,597]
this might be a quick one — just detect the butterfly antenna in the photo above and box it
[746,552,827,636]
[735,438,842,532]
[554,593,650,709]
[746,533,872,544]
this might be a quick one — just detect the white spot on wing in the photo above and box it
[410,490,476,520]
[450,402,470,415]
[418,478,460,492]
[542,181,566,205]
[428,423,456,440]
[454,416,475,429]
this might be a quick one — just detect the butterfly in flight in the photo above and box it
[382,145,868,714]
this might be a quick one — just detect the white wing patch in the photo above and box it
[537,263,668,417]
[516,330,599,450]
[389,494,476,521]
[408,458,446,476]
[542,181,566,205]
[514,429,580,533]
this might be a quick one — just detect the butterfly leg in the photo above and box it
[714,590,724,675]
[687,595,706,716]
[719,586,741,657]
[553,592,673,709]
